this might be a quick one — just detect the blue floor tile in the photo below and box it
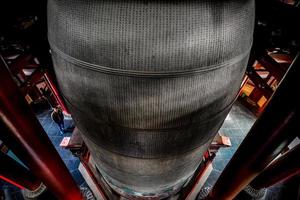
[206,102,257,194]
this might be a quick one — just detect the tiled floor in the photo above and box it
[204,101,257,188]
[36,109,86,187]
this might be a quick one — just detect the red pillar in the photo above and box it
[0,151,41,190]
[251,144,300,189]
[208,53,299,200]
[0,60,82,200]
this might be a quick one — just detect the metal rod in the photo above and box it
[0,151,41,191]
[0,58,82,200]
[208,53,299,200]
[250,144,300,190]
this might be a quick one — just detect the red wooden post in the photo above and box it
[251,144,300,189]
[0,151,41,191]
[0,59,82,200]
[208,53,299,200]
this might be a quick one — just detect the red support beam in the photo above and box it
[0,151,41,191]
[43,71,70,114]
[258,53,286,81]
[208,53,299,200]
[9,54,38,75]
[181,156,213,200]
[251,144,300,190]
[246,67,274,98]
[80,158,109,200]
[0,58,82,200]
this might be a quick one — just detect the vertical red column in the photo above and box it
[0,151,41,191]
[250,144,300,190]
[208,53,299,200]
[0,60,82,200]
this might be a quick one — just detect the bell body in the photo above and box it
[48,0,254,197]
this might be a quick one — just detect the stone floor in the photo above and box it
[35,109,86,187]
[204,101,257,188]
